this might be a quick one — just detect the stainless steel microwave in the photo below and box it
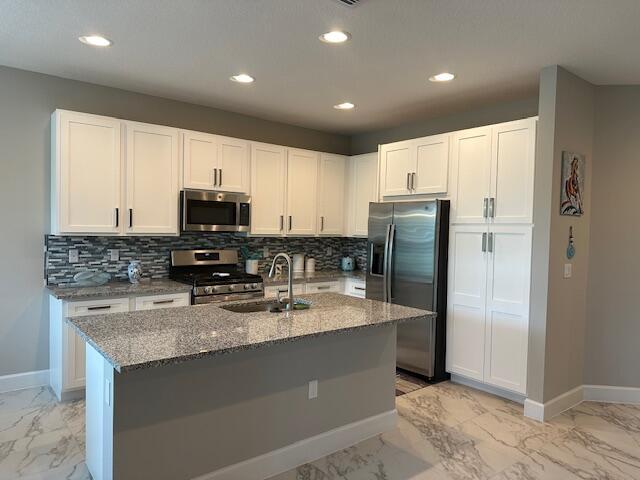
[180,190,251,232]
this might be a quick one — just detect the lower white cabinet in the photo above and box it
[343,278,366,298]
[305,281,342,294]
[264,284,305,299]
[264,278,365,299]
[446,224,532,394]
[49,292,189,401]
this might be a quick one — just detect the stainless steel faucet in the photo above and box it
[269,253,293,311]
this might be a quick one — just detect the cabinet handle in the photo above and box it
[129,209,133,228]
[219,168,223,186]
[88,305,111,311]
[483,198,488,218]
[482,232,487,252]
[489,197,495,218]
[280,215,284,231]
[488,232,494,253]
[213,169,218,186]
[354,286,366,291]
[411,172,416,191]
[288,215,292,231]
[406,172,411,191]
[115,208,119,227]
[316,285,331,290]
[321,216,325,231]
[152,299,174,305]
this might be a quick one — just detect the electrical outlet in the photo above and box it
[108,249,119,261]
[308,380,318,399]
[327,247,333,256]
[69,249,79,263]
[263,247,269,258]
[563,263,572,279]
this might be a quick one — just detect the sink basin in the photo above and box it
[221,302,285,314]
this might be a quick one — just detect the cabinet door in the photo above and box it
[346,153,378,237]
[446,225,489,381]
[250,143,287,235]
[134,293,190,311]
[451,127,492,223]
[318,153,346,235]
[380,141,412,197]
[286,149,319,236]
[55,111,122,234]
[413,134,450,195]
[183,131,217,190]
[125,122,180,235]
[217,136,250,193]
[483,225,531,394]
[490,119,536,224]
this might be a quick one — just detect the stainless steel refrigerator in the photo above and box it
[366,200,450,381]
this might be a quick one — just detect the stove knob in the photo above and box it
[244,283,253,290]
[204,286,213,294]
[212,285,223,293]
[252,283,259,290]
[227,284,236,292]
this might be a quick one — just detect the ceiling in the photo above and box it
[1,0,639,134]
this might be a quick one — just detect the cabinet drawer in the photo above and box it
[344,279,366,298]
[134,293,190,311]
[305,281,342,294]
[64,297,129,317]
[264,284,305,299]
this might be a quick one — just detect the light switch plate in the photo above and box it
[327,247,333,256]
[69,249,79,263]
[564,263,572,279]
[263,247,269,258]
[108,249,119,261]
[308,380,318,399]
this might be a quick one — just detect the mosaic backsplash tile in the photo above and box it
[45,233,368,286]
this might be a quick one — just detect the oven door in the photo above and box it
[181,190,251,232]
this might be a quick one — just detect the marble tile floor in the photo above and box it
[2,382,640,479]
[395,369,431,397]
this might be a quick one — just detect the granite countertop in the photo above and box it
[262,269,365,286]
[66,293,433,373]
[46,279,192,300]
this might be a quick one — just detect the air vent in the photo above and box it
[336,0,361,6]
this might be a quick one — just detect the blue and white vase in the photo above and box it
[127,261,142,284]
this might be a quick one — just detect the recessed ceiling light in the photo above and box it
[319,30,351,44]
[230,74,255,84]
[78,35,112,47]
[334,102,355,110]
[429,72,455,82]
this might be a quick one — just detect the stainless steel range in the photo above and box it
[169,249,264,304]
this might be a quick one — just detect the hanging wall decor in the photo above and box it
[560,151,585,216]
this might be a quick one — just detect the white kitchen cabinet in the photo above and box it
[450,127,493,224]
[346,153,378,237]
[182,132,250,193]
[51,110,122,235]
[318,153,346,235]
[343,278,366,298]
[250,142,287,235]
[379,134,449,198]
[286,148,319,236]
[125,122,180,235]
[264,284,305,299]
[446,224,531,394]
[49,293,190,401]
[305,281,342,294]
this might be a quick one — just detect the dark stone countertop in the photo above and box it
[46,279,192,301]
[65,293,433,373]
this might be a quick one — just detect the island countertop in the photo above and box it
[66,293,434,373]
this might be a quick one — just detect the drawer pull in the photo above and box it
[152,299,175,305]
[87,305,111,311]
[316,285,331,290]
[354,286,366,291]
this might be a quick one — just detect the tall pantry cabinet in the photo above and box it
[446,118,536,395]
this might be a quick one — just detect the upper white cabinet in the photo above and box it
[183,131,250,193]
[51,110,122,234]
[451,119,536,224]
[318,153,346,236]
[250,142,287,235]
[286,149,319,236]
[125,122,180,235]
[379,134,450,198]
[346,153,378,237]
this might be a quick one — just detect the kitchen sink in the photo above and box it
[221,301,285,313]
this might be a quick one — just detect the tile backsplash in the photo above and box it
[45,233,368,286]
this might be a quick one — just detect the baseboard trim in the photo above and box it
[194,409,397,480]
[583,385,640,404]
[524,385,583,422]
[450,374,526,404]
[0,370,49,393]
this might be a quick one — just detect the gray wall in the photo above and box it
[527,66,594,403]
[585,87,640,388]
[350,96,539,154]
[0,65,349,377]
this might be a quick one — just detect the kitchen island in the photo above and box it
[66,293,434,480]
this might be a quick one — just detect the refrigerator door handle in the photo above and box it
[382,224,392,302]
[482,232,487,252]
[386,223,396,302]
[483,198,488,218]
